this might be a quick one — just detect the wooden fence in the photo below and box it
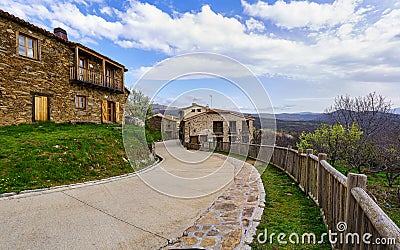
[184,141,400,249]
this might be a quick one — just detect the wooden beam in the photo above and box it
[77,45,124,71]
[121,68,124,91]
[102,59,106,87]
[75,46,79,79]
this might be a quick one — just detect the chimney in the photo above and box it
[53,27,68,41]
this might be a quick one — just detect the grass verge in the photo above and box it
[0,122,152,194]
[250,164,331,249]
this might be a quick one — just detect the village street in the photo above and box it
[0,140,239,249]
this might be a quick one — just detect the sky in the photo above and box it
[2,0,400,113]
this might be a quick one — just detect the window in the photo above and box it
[242,120,249,132]
[229,121,237,134]
[191,109,195,112]
[105,68,114,88]
[213,121,223,134]
[18,34,38,59]
[197,109,201,112]
[78,57,88,81]
[75,96,86,109]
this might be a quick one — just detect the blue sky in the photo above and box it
[2,0,400,113]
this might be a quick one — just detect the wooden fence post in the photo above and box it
[344,173,367,250]
[285,145,292,170]
[345,173,367,220]
[298,148,303,187]
[317,153,327,207]
[306,149,313,195]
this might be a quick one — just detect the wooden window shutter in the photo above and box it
[115,102,120,123]
[101,100,107,122]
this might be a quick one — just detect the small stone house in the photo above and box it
[0,10,128,126]
[147,113,179,140]
[179,108,255,144]
[179,103,208,120]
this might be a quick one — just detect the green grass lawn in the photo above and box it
[250,164,331,249]
[0,122,152,194]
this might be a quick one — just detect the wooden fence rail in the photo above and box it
[184,141,400,249]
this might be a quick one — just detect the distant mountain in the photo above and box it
[256,112,323,122]
[152,104,180,117]
[392,108,400,115]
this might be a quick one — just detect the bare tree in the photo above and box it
[325,92,393,139]
[125,89,153,122]
[375,122,400,187]
[324,92,395,174]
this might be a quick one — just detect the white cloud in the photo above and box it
[241,0,362,30]
[100,6,112,16]
[1,0,400,110]
[245,17,266,33]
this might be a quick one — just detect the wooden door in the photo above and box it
[102,100,116,123]
[190,136,198,144]
[115,102,120,123]
[107,101,115,123]
[79,57,87,81]
[101,100,107,123]
[34,96,48,121]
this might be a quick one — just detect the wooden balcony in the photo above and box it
[69,66,124,94]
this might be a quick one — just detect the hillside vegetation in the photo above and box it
[0,122,152,194]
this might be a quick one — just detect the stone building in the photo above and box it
[147,113,179,140]
[180,108,255,144]
[0,10,128,126]
[179,103,208,120]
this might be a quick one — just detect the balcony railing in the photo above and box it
[69,66,124,93]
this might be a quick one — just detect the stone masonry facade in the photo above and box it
[0,10,128,126]
[180,110,255,144]
[147,114,178,140]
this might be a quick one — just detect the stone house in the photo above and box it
[147,113,179,140]
[0,10,128,126]
[179,108,255,144]
[179,103,208,120]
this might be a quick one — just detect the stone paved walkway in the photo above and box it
[164,156,265,249]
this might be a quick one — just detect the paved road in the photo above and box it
[0,140,239,249]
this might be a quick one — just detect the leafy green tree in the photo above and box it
[297,123,362,167]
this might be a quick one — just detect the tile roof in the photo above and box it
[0,9,127,70]
[183,108,254,121]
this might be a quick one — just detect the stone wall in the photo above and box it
[147,115,178,140]
[182,112,254,143]
[0,13,127,126]
[179,104,207,120]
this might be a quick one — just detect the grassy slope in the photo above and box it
[0,122,151,194]
[251,164,331,250]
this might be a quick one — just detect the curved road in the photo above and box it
[0,140,241,249]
